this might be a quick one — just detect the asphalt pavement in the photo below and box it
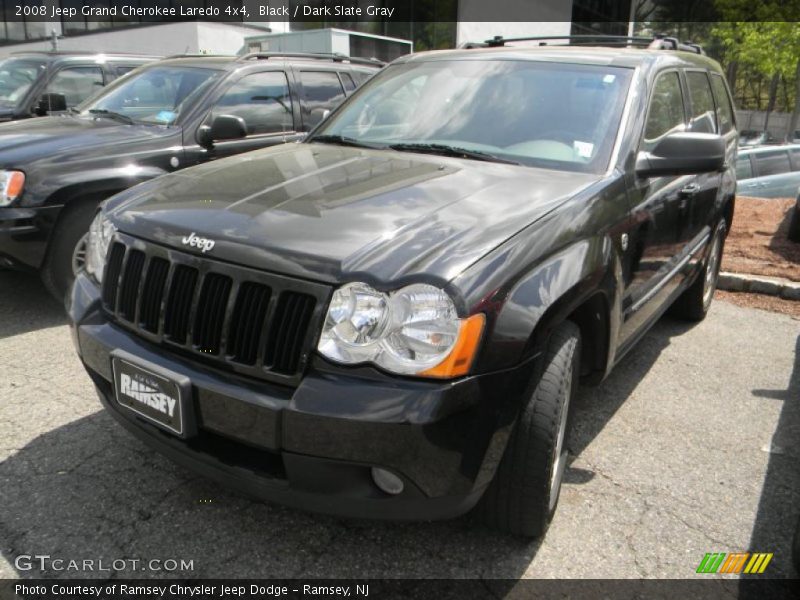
[1,269,798,581]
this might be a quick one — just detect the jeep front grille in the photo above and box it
[101,233,330,386]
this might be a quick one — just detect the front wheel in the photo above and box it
[671,220,726,322]
[479,320,581,537]
[41,201,98,303]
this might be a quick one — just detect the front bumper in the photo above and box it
[70,273,534,521]
[0,205,62,270]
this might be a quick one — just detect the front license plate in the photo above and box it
[112,354,188,436]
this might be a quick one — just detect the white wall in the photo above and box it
[456,0,573,47]
[0,22,267,58]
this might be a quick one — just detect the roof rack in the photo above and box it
[11,50,161,58]
[162,53,235,60]
[471,34,705,55]
[236,52,384,67]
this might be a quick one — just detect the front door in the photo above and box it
[620,69,693,345]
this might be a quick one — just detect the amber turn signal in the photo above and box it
[420,313,485,378]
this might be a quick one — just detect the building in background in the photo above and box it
[1,0,634,57]
[242,28,412,62]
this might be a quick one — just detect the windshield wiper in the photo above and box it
[309,134,382,149]
[87,108,134,125]
[389,142,522,165]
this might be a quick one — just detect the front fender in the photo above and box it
[30,166,168,209]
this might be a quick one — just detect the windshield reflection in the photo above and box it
[312,59,633,174]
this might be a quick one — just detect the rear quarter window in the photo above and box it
[710,73,735,134]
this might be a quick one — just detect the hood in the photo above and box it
[0,115,170,166]
[110,143,600,285]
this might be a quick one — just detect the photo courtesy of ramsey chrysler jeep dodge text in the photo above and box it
[69,35,737,537]
[0,52,380,300]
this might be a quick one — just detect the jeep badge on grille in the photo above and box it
[181,232,215,253]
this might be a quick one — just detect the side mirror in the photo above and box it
[321,109,331,121]
[36,92,67,116]
[197,114,247,147]
[636,132,726,178]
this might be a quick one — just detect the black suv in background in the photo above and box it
[69,36,736,536]
[0,52,381,298]
[0,51,158,121]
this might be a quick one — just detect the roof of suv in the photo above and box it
[154,53,384,71]
[397,45,721,71]
[9,51,160,62]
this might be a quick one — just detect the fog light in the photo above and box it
[371,467,404,495]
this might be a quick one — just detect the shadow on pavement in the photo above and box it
[0,270,65,340]
[0,317,693,580]
[740,334,800,592]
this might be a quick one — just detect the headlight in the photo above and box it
[318,282,485,378]
[0,170,25,207]
[85,211,115,284]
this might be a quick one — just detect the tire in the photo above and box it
[479,320,581,537]
[788,201,800,243]
[41,201,98,303]
[671,220,726,322]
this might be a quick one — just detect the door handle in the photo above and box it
[679,183,700,196]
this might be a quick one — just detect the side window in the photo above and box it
[299,71,346,129]
[788,148,800,171]
[644,71,685,144]
[340,72,356,93]
[686,71,717,134]
[210,71,293,136]
[710,73,735,134]
[46,66,104,107]
[753,150,791,176]
[735,156,753,179]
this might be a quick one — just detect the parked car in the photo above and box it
[738,129,780,148]
[736,144,800,198]
[0,52,381,299]
[68,36,736,537]
[0,51,158,122]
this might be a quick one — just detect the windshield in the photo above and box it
[77,65,222,125]
[312,59,634,174]
[0,58,45,109]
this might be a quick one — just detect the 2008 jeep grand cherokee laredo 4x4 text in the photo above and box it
[68,37,737,537]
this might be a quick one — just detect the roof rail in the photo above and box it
[473,34,705,55]
[236,52,384,67]
[11,50,161,58]
[162,53,235,60]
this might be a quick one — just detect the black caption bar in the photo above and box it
[2,0,800,23]
[2,579,799,600]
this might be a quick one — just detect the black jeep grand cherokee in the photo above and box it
[69,38,737,536]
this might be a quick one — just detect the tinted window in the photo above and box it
[211,71,293,136]
[710,73,734,134]
[736,156,753,179]
[300,71,345,128]
[340,72,356,92]
[315,60,634,174]
[686,71,717,134]
[645,71,684,142]
[0,58,45,109]
[47,66,104,107]
[754,150,791,176]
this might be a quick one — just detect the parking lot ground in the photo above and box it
[1,270,798,580]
